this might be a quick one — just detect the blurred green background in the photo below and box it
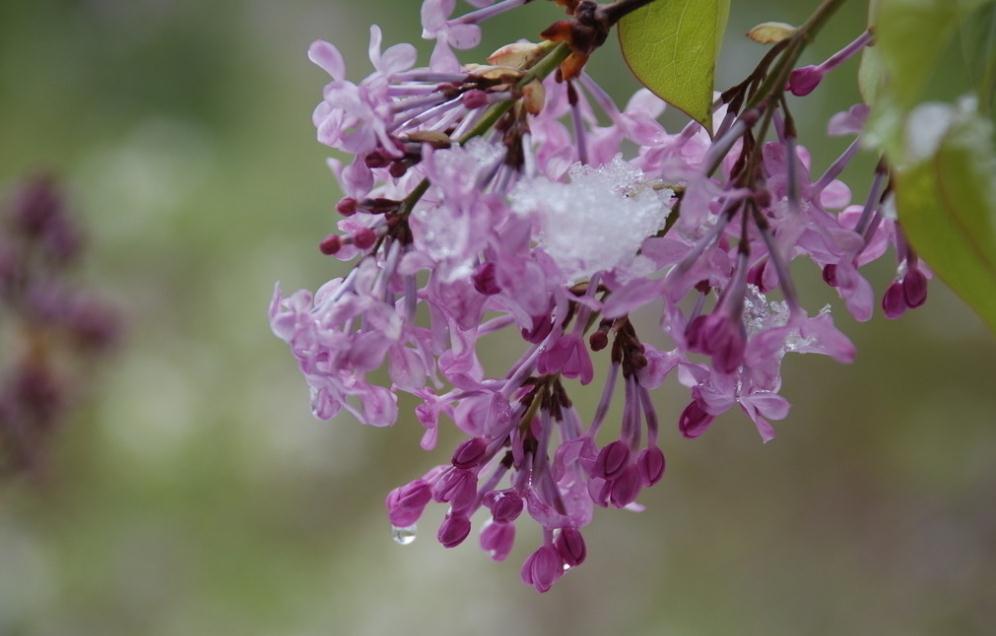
[1,1,995,634]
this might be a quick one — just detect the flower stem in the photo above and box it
[458,42,570,144]
[399,42,571,218]
[745,0,851,111]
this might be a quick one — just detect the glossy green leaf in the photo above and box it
[959,2,996,113]
[866,0,995,153]
[858,44,885,106]
[873,0,990,109]
[858,0,884,106]
[618,0,731,130]
[895,102,996,331]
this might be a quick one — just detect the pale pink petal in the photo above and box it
[308,40,346,80]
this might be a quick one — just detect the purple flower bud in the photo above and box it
[747,261,769,292]
[902,268,928,308]
[352,228,377,250]
[537,334,594,385]
[431,467,477,511]
[686,313,746,374]
[555,527,586,566]
[588,477,611,507]
[385,479,433,527]
[520,545,563,593]
[336,197,357,216]
[462,90,489,109]
[437,513,472,548]
[319,234,342,255]
[480,521,515,561]
[389,161,408,179]
[451,436,488,469]
[472,262,501,295]
[822,264,838,287]
[679,399,714,439]
[593,440,630,480]
[637,446,666,487]
[521,313,553,343]
[710,319,747,375]
[788,65,823,96]
[881,281,906,319]
[588,329,608,352]
[609,464,642,508]
[364,151,389,169]
[484,489,524,523]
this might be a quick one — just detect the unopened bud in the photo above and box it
[319,234,342,255]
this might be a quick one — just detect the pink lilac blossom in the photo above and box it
[271,1,926,592]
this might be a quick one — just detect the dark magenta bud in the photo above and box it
[480,521,515,561]
[521,313,554,344]
[555,527,587,566]
[587,477,611,507]
[431,467,477,512]
[319,234,341,255]
[679,399,714,439]
[593,440,631,480]
[437,513,472,548]
[385,479,432,527]
[336,197,357,216]
[788,65,823,96]
[520,545,563,593]
[364,151,389,169]
[687,313,746,374]
[352,228,377,250]
[747,261,768,291]
[881,280,906,319]
[822,264,838,287]
[461,90,489,109]
[609,464,642,508]
[389,161,408,178]
[637,446,666,487]
[485,489,524,523]
[588,329,608,352]
[902,268,928,308]
[451,437,488,469]
[472,262,501,295]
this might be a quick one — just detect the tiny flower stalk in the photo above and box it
[788,29,873,96]
[272,0,929,593]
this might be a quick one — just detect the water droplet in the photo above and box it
[391,523,417,545]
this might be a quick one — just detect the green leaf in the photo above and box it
[618,0,731,130]
[858,44,885,106]
[866,0,994,153]
[858,0,884,106]
[959,2,996,113]
[895,101,996,331]
[873,0,991,109]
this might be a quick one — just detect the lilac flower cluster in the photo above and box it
[0,175,119,476]
[271,0,928,592]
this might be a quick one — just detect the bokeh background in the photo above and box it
[1,1,995,634]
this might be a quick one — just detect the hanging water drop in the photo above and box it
[391,523,417,545]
